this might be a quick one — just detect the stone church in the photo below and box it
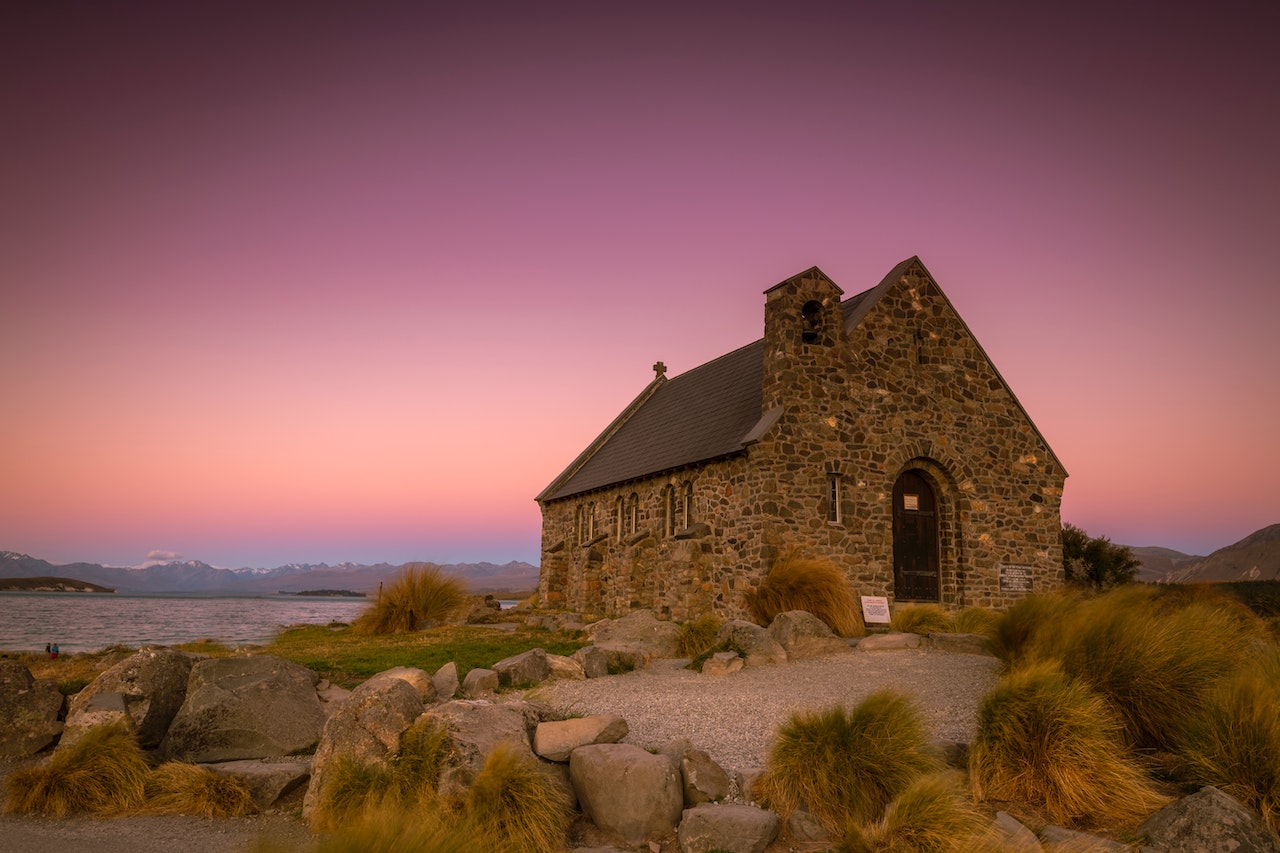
[536,257,1066,620]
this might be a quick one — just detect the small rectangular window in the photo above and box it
[827,474,841,524]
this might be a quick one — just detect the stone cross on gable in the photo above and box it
[653,361,666,378]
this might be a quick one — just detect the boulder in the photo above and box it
[857,632,921,651]
[993,811,1041,853]
[735,768,764,805]
[546,653,587,681]
[570,743,683,843]
[422,699,537,794]
[206,757,312,809]
[65,647,196,748]
[0,660,64,758]
[493,648,550,686]
[58,691,132,752]
[1138,786,1280,853]
[534,714,630,762]
[160,655,325,763]
[572,645,610,678]
[677,803,780,853]
[433,662,459,699]
[585,610,681,659]
[680,748,730,805]
[302,676,424,819]
[716,621,787,667]
[702,651,744,676]
[766,610,852,658]
[362,666,437,703]
[462,667,499,697]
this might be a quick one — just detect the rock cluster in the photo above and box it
[2,608,1277,853]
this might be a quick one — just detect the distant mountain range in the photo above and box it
[1129,523,1280,583]
[0,552,539,595]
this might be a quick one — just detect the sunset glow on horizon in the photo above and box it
[3,2,1278,570]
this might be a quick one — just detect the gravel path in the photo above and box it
[532,646,1001,773]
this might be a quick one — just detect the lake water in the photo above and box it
[0,592,370,653]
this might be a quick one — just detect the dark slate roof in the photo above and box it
[538,339,767,501]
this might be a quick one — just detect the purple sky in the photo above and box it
[3,2,1278,569]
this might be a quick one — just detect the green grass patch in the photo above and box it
[265,623,586,689]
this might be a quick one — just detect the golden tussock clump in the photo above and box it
[4,722,149,817]
[744,549,865,637]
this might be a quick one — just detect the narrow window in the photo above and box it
[581,501,595,543]
[682,481,694,529]
[627,493,639,535]
[827,474,842,524]
[802,300,822,344]
[615,496,624,541]
[662,486,675,537]
[574,506,583,543]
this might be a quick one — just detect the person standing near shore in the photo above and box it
[50,643,59,659]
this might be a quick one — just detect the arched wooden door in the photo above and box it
[893,470,940,601]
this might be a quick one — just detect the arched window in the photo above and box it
[681,481,694,529]
[626,493,639,536]
[614,496,625,541]
[662,485,675,537]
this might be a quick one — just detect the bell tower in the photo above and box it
[761,266,844,413]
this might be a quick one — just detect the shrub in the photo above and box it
[1030,584,1270,751]
[755,689,938,832]
[950,607,1000,637]
[1178,648,1280,832]
[1062,522,1140,589]
[968,661,1166,826]
[676,613,724,657]
[985,591,1078,669]
[464,742,572,853]
[890,604,952,636]
[837,772,989,853]
[4,723,149,817]
[743,549,865,637]
[353,564,469,635]
[311,716,451,831]
[143,762,256,817]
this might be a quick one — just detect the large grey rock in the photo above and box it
[716,620,787,667]
[766,610,852,658]
[0,660,64,757]
[58,691,131,752]
[677,803,780,853]
[206,757,311,809]
[433,662,459,699]
[493,648,551,686]
[302,676,424,819]
[462,667,499,698]
[1138,786,1280,853]
[857,632,921,651]
[546,653,587,681]
[160,655,324,763]
[680,748,731,805]
[534,714,629,762]
[570,743,683,843]
[586,610,681,659]
[422,699,536,794]
[572,645,610,678]
[66,647,196,748]
[993,811,1042,853]
[362,666,436,703]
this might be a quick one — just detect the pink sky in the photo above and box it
[3,2,1278,569]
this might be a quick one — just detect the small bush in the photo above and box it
[143,762,256,817]
[311,716,451,831]
[968,661,1166,826]
[756,689,938,832]
[4,723,149,817]
[837,772,989,853]
[744,549,865,637]
[950,607,1000,637]
[890,604,952,636]
[1031,585,1270,750]
[465,742,572,853]
[1179,648,1280,832]
[353,564,469,635]
[676,613,724,657]
[986,592,1078,669]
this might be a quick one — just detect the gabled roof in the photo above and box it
[537,257,1064,503]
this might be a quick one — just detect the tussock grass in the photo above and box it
[756,689,938,832]
[311,716,451,832]
[744,549,865,637]
[837,772,990,853]
[257,803,479,853]
[676,613,724,657]
[986,591,1078,669]
[464,742,572,853]
[1179,648,1280,832]
[969,661,1166,826]
[4,722,149,817]
[889,604,952,636]
[143,762,256,817]
[950,606,1000,637]
[353,564,469,635]
[1030,585,1270,751]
